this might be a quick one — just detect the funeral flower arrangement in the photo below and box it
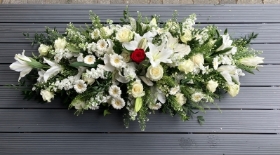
[10,9,264,130]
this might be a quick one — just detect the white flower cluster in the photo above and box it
[10,11,264,130]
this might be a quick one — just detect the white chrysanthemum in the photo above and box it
[84,55,96,65]
[111,97,125,110]
[96,39,108,52]
[109,54,124,68]
[74,80,87,93]
[169,86,180,95]
[109,85,122,98]
[191,92,204,102]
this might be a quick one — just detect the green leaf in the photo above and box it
[197,116,205,125]
[134,97,143,112]
[103,109,111,116]
[214,47,233,55]
[224,28,228,34]
[213,37,223,50]
[66,44,81,53]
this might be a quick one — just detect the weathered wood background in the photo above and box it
[0,4,280,154]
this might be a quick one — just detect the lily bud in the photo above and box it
[137,38,147,50]
[149,17,157,27]
[239,56,264,68]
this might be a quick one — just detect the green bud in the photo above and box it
[26,58,45,69]
[137,38,147,49]
[134,97,143,112]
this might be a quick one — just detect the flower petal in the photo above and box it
[123,41,138,51]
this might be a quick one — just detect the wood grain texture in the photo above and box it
[1,133,280,155]
[1,4,280,154]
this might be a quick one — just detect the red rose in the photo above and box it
[130,48,146,64]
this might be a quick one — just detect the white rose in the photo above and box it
[40,90,54,102]
[239,56,264,67]
[216,34,232,51]
[38,44,50,56]
[207,80,219,93]
[131,80,145,98]
[180,29,192,43]
[178,59,194,74]
[227,83,240,97]
[191,53,204,66]
[54,38,67,50]
[146,65,164,81]
[175,93,187,106]
[116,27,133,43]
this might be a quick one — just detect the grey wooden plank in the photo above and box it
[0,109,279,133]
[0,5,280,23]
[1,64,279,86]
[1,86,280,109]
[0,43,278,64]
[1,23,280,44]
[1,133,280,155]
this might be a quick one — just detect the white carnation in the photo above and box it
[40,89,54,102]
[169,86,180,95]
[207,80,219,93]
[91,29,100,40]
[191,92,204,102]
[148,102,162,110]
[54,38,67,50]
[175,93,187,106]
[38,44,49,56]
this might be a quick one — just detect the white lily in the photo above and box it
[217,65,244,85]
[146,42,173,67]
[150,86,166,104]
[9,50,33,81]
[217,34,233,51]
[123,31,157,51]
[240,56,264,67]
[43,58,62,82]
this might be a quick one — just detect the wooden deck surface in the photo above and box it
[0,4,280,155]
